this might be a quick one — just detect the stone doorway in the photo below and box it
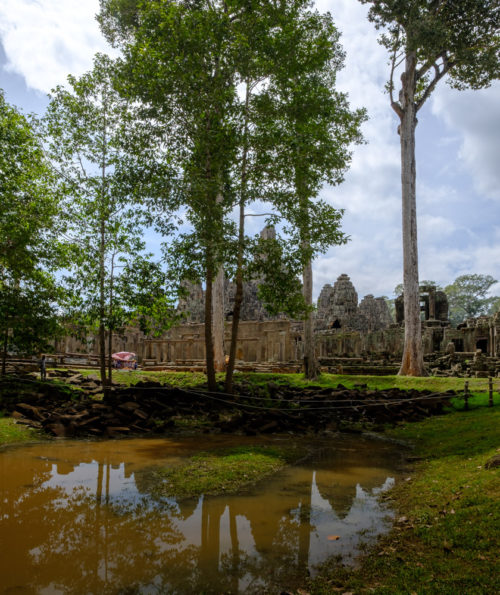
[476,338,488,354]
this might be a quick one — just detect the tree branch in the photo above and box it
[243,212,279,218]
[389,27,403,120]
[416,56,453,112]
[416,59,434,81]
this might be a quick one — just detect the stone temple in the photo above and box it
[56,268,500,376]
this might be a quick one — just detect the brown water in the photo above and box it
[0,435,403,594]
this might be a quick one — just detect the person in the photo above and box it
[40,355,47,381]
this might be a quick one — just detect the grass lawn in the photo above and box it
[80,367,499,393]
[0,415,45,446]
[308,405,500,594]
[146,443,308,500]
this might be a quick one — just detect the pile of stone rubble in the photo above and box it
[1,374,453,438]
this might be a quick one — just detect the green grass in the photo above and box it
[0,416,46,446]
[78,368,210,388]
[308,406,500,595]
[82,368,499,395]
[146,444,308,500]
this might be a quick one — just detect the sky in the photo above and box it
[1,0,499,301]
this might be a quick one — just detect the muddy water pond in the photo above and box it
[0,435,403,594]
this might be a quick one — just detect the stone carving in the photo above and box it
[316,275,392,332]
[358,295,393,332]
[328,274,359,327]
[177,281,205,323]
[317,284,335,320]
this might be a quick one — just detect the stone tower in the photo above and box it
[358,294,393,331]
[317,284,335,320]
[328,274,358,328]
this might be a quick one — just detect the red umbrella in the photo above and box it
[111,351,136,361]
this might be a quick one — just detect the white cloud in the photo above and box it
[0,0,111,93]
[1,0,499,301]
[431,83,500,201]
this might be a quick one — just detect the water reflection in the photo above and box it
[0,436,402,594]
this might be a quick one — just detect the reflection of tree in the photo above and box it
[0,438,400,593]
[1,456,190,594]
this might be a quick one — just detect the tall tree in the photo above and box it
[99,1,362,389]
[99,0,239,391]
[44,54,160,393]
[1,91,63,373]
[224,1,363,388]
[360,0,500,375]
[249,8,365,380]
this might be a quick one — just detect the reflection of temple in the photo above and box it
[1,439,399,593]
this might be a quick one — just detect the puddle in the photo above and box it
[0,435,403,594]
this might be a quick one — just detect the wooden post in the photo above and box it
[488,377,494,408]
[464,381,469,411]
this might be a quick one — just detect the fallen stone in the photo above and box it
[84,381,99,390]
[118,401,139,412]
[260,421,279,433]
[67,374,84,384]
[13,418,32,426]
[46,423,69,437]
[15,403,46,421]
[106,426,131,437]
[87,387,104,395]
[133,409,149,421]
[485,454,500,469]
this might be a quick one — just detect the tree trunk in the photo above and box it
[205,260,217,391]
[212,192,226,374]
[398,51,426,376]
[303,258,317,379]
[225,81,250,394]
[224,201,244,393]
[212,264,225,373]
[107,255,115,386]
[99,96,110,395]
[108,329,113,386]
[1,327,8,376]
[297,165,317,380]
[99,219,108,394]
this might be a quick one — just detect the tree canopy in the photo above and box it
[98,0,363,389]
[0,91,64,372]
[445,274,499,325]
[44,54,174,390]
[0,91,60,278]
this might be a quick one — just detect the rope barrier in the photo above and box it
[114,383,450,404]
[2,375,495,414]
[171,387,453,413]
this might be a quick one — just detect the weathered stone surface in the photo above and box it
[15,403,46,421]
[485,454,500,469]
